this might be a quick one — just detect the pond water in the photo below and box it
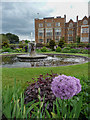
[0,54,87,68]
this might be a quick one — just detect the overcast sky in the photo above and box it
[1,0,90,41]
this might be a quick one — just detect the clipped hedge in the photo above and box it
[56,47,61,52]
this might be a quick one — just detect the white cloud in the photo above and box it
[45,2,88,22]
[1,1,89,40]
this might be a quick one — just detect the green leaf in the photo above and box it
[26,102,39,115]
[74,95,83,118]
[51,112,58,118]
[56,98,60,117]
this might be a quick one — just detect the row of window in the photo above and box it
[39,22,60,27]
[81,28,89,33]
[38,28,61,36]
[81,37,89,42]
[39,37,89,43]
[39,38,59,43]
[38,32,61,36]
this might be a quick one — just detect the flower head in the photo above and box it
[51,75,81,99]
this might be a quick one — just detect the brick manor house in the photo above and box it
[35,15,89,44]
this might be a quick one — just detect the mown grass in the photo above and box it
[37,51,90,57]
[0,52,89,57]
[2,62,89,92]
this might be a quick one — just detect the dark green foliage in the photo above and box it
[56,47,61,52]
[41,46,47,52]
[2,47,13,52]
[76,36,80,43]
[6,33,19,44]
[36,43,43,48]
[49,40,56,51]
[0,34,9,48]
[58,37,65,48]
[25,40,30,43]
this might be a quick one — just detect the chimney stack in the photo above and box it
[64,14,66,22]
[76,15,78,22]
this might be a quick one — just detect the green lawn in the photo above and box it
[37,51,89,57]
[2,62,89,91]
[0,52,89,57]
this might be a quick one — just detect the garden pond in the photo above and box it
[0,54,88,68]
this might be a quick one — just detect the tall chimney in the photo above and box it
[76,15,78,22]
[64,14,66,22]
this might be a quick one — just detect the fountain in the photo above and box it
[17,32,47,61]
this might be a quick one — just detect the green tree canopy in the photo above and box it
[49,40,56,51]
[76,36,80,43]
[58,37,65,48]
[6,33,19,44]
[0,34,9,48]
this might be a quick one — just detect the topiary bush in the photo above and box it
[41,47,47,52]
[56,47,61,52]
[61,47,71,53]
[58,37,65,48]
[49,40,56,51]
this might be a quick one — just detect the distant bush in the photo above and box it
[36,43,43,48]
[63,43,90,49]
[15,48,24,52]
[2,47,12,52]
[41,47,47,52]
[56,47,61,52]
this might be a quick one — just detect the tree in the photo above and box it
[6,33,19,44]
[25,40,30,43]
[49,40,56,51]
[58,37,65,48]
[0,34,9,48]
[76,36,80,43]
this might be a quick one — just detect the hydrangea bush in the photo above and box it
[51,75,81,99]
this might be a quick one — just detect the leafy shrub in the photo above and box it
[24,72,84,119]
[36,48,41,52]
[41,47,47,52]
[36,43,43,48]
[2,73,89,119]
[15,48,24,52]
[2,47,12,52]
[61,47,71,53]
[9,44,16,49]
[56,47,61,52]
[49,40,56,51]
[58,37,65,48]
[76,36,80,43]
[69,49,79,53]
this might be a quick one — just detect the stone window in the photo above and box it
[39,23,43,27]
[83,20,88,25]
[68,36,73,41]
[39,39,43,43]
[81,28,89,33]
[47,38,51,43]
[55,38,59,43]
[55,28,61,36]
[47,23,51,27]
[46,28,52,36]
[81,37,89,42]
[68,30,73,34]
[38,28,44,36]
[56,22,60,26]
[69,22,73,27]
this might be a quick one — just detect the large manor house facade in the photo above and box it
[35,15,89,44]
